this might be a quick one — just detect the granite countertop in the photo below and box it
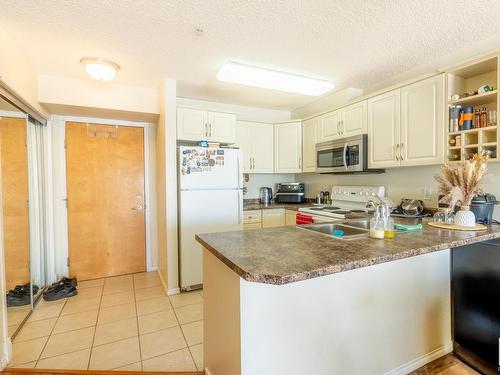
[196,219,500,285]
[243,201,310,211]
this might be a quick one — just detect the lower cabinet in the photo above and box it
[285,210,297,226]
[243,209,298,229]
[262,209,285,228]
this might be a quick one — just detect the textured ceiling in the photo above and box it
[2,0,500,110]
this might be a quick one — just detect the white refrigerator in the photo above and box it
[178,146,243,290]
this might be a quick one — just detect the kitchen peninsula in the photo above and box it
[196,220,500,375]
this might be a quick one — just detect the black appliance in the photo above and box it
[275,183,305,203]
[315,134,385,174]
[452,239,500,374]
[470,194,499,224]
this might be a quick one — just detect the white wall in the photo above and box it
[297,163,500,221]
[291,87,362,120]
[38,74,160,120]
[244,174,295,199]
[177,97,290,123]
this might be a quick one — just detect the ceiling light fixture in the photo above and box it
[217,62,334,96]
[80,57,120,81]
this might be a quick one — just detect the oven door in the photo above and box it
[316,141,347,172]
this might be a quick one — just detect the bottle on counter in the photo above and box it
[383,206,395,239]
[369,206,385,239]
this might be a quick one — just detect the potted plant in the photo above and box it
[435,154,488,227]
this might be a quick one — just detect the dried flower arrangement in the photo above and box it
[435,154,488,210]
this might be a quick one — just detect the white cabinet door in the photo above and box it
[274,122,302,173]
[341,100,367,137]
[208,112,236,143]
[319,110,341,142]
[400,74,445,167]
[252,123,274,173]
[302,117,318,173]
[177,108,207,141]
[367,89,401,168]
[262,209,285,228]
[235,121,252,173]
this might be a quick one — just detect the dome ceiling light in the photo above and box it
[80,57,120,81]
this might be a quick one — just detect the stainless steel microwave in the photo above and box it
[315,134,384,174]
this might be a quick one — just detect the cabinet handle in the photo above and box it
[400,142,404,161]
[337,121,341,135]
[204,123,208,138]
[209,123,212,137]
[341,120,345,134]
[299,157,302,169]
[395,143,400,161]
[252,158,255,170]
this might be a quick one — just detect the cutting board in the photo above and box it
[428,222,487,231]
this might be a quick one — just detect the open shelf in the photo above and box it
[446,55,499,163]
[448,90,497,106]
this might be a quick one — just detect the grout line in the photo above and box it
[170,294,197,368]
[132,272,144,371]
[33,297,69,368]
[86,280,105,370]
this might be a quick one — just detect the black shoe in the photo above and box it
[43,277,77,295]
[12,283,32,296]
[6,290,31,307]
[43,286,77,301]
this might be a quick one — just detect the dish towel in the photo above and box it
[395,223,423,231]
[296,213,314,225]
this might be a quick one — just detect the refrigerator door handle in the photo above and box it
[238,189,242,224]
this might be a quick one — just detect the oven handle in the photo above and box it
[343,143,348,171]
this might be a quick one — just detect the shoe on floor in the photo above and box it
[43,277,77,295]
[6,290,31,307]
[43,286,77,301]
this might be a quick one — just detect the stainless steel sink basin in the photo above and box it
[298,223,369,240]
[343,219,371,230]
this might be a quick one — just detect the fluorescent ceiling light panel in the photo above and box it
[217,62,334,96]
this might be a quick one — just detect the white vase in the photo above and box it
[454,207,476,227]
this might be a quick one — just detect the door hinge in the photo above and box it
[67,257,70,267]
[64,139,67,148]
[63,198,68,208]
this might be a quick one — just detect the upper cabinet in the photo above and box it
[177,107,236,143]
[319,110,341,142]
[235,121,274,173]
[275,122,302,173]
[342,100,367,137]
[400,74,445,166]
[318,100,367,143]
[367,89,401,168]
[367,74,445,168]
[302,117,319,173]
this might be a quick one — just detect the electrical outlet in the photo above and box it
[423,187,432,201]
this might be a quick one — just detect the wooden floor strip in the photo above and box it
[3,369,203,375]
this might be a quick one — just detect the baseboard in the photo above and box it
[385,341,453,375]
[156,269,168,295]
[168,288,181,296]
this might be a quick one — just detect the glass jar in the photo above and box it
[370,206,385,239]
[433,210,446,222]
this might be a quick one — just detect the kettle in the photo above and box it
[260,187,273,205]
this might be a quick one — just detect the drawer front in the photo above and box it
[243,210,262,223]
[244,222,262,230]
[262,209,285,228]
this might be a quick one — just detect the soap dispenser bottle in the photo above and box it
[369,206,385,239]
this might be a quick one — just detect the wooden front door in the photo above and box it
[0,117,30,290]
[66,122,146,280]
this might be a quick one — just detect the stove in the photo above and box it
[299,185,385,219]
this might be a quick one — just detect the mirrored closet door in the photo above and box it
[0,93,47,339]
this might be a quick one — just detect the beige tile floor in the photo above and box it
[8,272,204,371]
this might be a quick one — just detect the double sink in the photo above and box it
[299,219,402,240]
